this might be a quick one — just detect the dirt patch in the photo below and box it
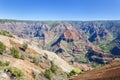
[0,55,43,80]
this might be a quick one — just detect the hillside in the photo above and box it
[71,58,120,80]
[0,20,119,66]
[0,34,75,80]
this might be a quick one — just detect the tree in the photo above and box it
[0,41,6,54]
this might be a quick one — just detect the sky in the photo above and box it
[0,0,120,21]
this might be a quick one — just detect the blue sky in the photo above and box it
[0,0,120,20]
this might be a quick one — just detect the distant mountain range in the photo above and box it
[0,19,120,65]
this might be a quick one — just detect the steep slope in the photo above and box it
[0,54,43,79]
[0,35,74,72]
[0,35,74,80]
[71,58,120,80]
[110,35,120,56]
[28,45,74,72]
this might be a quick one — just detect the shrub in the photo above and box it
[44,69,53,80]
[50,61,58,74]
[0,30,14,38]
[23,43,28,51]
[7,67,14,72]
[32,57,39,65]
[67,68,83,78]
[44,61,58,80]
[29,54,40,65]
[73,68,83,74]
[0,41,6,54]
[29,54,34,59]
[4,61,10,66]
[20,54,25,60]
[10,47,19,58]
[67,70,76,77]
[0,61,10,67]
[14,69,24,77]
[7,67,24,80]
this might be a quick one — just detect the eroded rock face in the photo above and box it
[82,23,111,44]
[0,20,120,64]
[72,46,82,54]
[86,50,113,64]
[110,35,120,56]
[63,29,80,42]
[51,23,67,34]
[51,24,87,56]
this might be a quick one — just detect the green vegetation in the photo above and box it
[29,54,40,65]
[90,62,102,68]
[45,34,59,50]
[44,61,58,80]
[99,42,112,53]
[32,56,39,65]
[74,54,89,64]
[29,54,35,59]
[0,30,14,38]
[10,47,20,58]
[44,69,53,80]
[10,47,26,60]
[50,61,58,74]
[23,43,28,51]
[7,67,24,80]
[0,41,6,54]
[67,68,83,78]
[0,61,10,68]
[20,54,25,60]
